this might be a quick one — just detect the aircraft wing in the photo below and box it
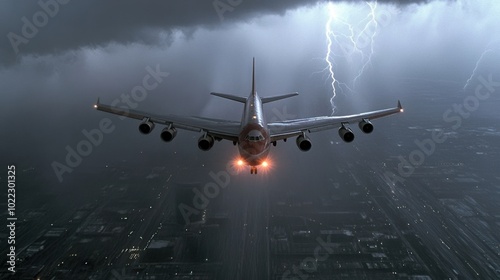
[94,99,240,141]
[268,101,403,141]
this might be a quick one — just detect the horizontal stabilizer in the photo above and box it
[261,92,299,104]
[211,92,247,103]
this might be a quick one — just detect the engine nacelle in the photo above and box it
[358,119,374,134]
[339,125,355,143]
[160,127,177,142]
[296,135,312,151]
[139,120,155,134]
[198,134,215,151]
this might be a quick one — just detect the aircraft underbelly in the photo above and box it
[238,145,270,165]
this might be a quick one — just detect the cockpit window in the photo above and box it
[245,130,264,142]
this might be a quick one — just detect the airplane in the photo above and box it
[94,58,403,174]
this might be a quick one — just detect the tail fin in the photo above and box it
[210,57,256,103]
[252,57,256,96]
[261,92,299,104]
[210,92,246,103]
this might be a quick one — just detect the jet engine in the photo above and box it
[296,135,312,151]
[160,127,177,142]
[338,125,354,143]
[198,134,215,151]
[358,119,374,134]
[139,119,155,134]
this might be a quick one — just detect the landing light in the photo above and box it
[237,159,244,166]
[262,161,268,167]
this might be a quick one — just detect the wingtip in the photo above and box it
[397,100,403,112]
[94,98,100,109]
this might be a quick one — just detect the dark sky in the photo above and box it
[1,0,499,186]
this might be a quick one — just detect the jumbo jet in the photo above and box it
[95,58,403,174]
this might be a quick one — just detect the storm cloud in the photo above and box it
[1,0,314,64]
[2,0,437,64]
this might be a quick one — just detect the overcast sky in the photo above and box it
[1,0,499,185]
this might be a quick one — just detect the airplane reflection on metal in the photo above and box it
[95,58,403,174]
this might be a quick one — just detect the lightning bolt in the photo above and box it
[324,3,338,113]
[323,1,379,114]
[353,2,378,86]
[463,47,496,92]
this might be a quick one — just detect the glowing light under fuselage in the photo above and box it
[234,157,270,167]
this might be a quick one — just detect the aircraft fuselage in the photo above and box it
[238,92,271,167]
